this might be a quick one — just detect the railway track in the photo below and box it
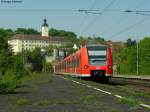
[111,76,150,87]
[78,75,150,94]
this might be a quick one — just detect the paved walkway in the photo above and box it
[113,74,150,80]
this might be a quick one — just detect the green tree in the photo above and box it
[12,53,28,79]
[0,29,13,75]
[49,28,78,43]
[116,37,150,75]
[27,48,43,72]
[46,45,53,56]
[117,46,137,74]
[15,28,40,35]
[139,37,150,75]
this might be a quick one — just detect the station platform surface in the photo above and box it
[113,74,150,80]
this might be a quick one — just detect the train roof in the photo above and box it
[86,44,107,50]
[87,44,107,47]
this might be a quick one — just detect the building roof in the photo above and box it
[9,34,68,43]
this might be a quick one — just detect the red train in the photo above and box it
[54,44,113,82]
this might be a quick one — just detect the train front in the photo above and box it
[81,45,113,81]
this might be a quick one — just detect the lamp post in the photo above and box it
[136,38,139,75]
[21,32,25,65]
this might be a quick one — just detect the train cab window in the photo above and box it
[87,45,107,66]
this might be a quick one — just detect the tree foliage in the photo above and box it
[26,48,43,72]
[116,37,150,75]
[117,46,137,74]
[49,28,78,43]
[0,29,13,75]
[126,38,136,47]
[15,28,40,35]
[46,45,53,56]
[0,29,27,93]
[138,37,150,74]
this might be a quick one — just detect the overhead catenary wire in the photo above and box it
[0,8,124,13]
[136,10,150,12]
[136,12,150,16]
[124,10,150,17]
[104,0,150,41]
[0,1,149,41]
[102,0,144,35]
[80,0,117,36]
[109,12,150,40]
[108,17,150,39]
[0,9,78,12]
[78,0,98,36]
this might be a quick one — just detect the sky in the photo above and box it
[0,0,150,41]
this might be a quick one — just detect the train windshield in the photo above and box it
[87,46,107,66]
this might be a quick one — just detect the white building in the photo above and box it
[8,19,68,54]
[8,34,66,53]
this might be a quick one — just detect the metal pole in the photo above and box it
[22,32,24,65]
[137,37,139,75]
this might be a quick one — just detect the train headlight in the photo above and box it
[84,65,89,69]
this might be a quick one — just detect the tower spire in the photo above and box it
[42,18,49,37]
[43,18,48,27]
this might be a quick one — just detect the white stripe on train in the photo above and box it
[54,72,112,77]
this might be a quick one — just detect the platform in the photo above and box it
[113,74,150,80]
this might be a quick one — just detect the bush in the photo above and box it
[43,62,53,73]
[0,71,17,93]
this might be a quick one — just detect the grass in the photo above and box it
[70,76,150,104]
[53,99,73,104]
[94,101,103,106]
[81,93,99,104]
[118,85,150,98]
[0,71,17,93]
[36,98,80,106]
[117,97,140,106]
[17,98,31,105]
[37,100,50,106]
[18,72,52,85]
[79,87,87,94]
[52,99,80,104]
[0,71,53,94]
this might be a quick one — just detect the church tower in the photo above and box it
[42,18,49,37]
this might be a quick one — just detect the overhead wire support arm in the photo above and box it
[78,9,100,12]
[124,10,133,13]
[136,10,150,12]
[136,12,150,16]
[78,9,101,15]
[124,9,150,17]
[84,11,101,15]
